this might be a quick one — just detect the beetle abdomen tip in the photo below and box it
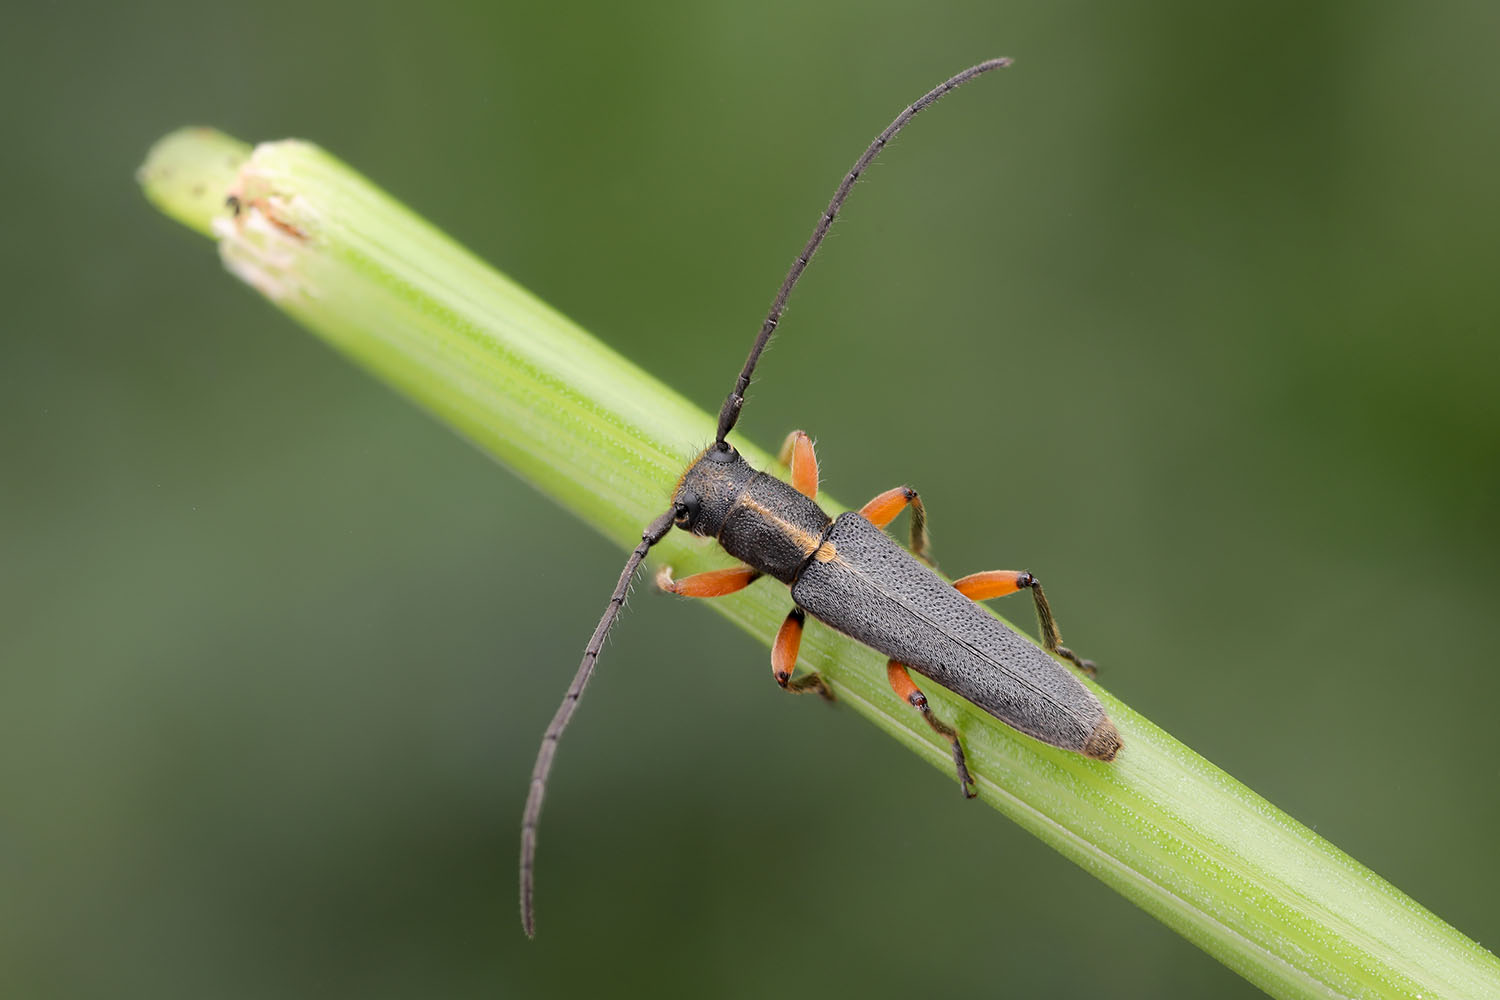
[1083,718,1122,762]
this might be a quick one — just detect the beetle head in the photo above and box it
[672,442,756,537]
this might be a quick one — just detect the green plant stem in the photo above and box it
[139,128,1498,999]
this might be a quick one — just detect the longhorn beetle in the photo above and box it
[520,57,1121,937]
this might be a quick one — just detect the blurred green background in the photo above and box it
[4,2,1498,997]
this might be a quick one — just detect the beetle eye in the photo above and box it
[674,492,701,529]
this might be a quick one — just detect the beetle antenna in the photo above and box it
[713,57,1012,445]
[520,504,680,937]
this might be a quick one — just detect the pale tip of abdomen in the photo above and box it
[1083,717,1122,762]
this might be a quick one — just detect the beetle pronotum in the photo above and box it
[520,57,1120,937]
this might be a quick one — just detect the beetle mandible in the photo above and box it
[519,57,1120,937]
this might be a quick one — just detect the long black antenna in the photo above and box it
[520,505,679,937]
[713,57,1012,444]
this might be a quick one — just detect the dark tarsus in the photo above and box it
[520,57,1118,939]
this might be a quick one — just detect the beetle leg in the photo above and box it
[887,661,975,798]
[656,565,762,597]
[771,608,835,700]
[857,486,933,565]
[776,430,819,498]
[953,570,1097,676]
